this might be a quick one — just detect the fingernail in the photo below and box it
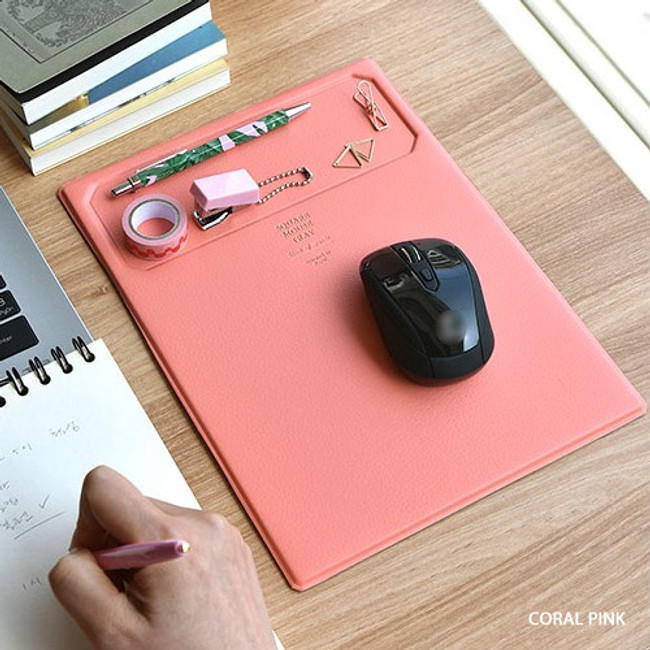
[68,546,80,554]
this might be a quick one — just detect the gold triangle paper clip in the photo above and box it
[349,137,375,162]
[332,137,375,168]
[353,80,389,131]
[332,144,362,168]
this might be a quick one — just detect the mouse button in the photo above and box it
[362,248,408,282]
[425,249,462,269]
[421,241,463,270]
[433,259,474,293]
[416,265,439,290]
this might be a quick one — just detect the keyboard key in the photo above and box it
[0,291,21,322]
[0,316,38,361]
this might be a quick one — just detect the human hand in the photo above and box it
[49,466,276,650]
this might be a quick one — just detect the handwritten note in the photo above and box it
[0,339,198,650]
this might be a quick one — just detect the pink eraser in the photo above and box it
[191,169,260,212]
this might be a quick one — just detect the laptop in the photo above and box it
[0,187,90,383]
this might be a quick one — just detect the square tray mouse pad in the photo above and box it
[59,59,645,590]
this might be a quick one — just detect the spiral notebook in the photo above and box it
[59,58,646,590]
[0,339,200,649]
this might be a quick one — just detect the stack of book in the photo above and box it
[0,0,229,174]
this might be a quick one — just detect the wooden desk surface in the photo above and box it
[1,1,648,648]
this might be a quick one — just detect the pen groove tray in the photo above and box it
[83,72,417,269]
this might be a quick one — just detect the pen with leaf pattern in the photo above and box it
[111,102,311,196]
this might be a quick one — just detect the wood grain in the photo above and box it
[0,1,648,648]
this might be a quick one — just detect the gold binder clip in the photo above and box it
[353,80,388,131]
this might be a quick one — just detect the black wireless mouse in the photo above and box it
[359,238,494,383]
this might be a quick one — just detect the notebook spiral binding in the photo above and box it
[0,337,95,408]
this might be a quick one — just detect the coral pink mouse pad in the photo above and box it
[59,59,645,590]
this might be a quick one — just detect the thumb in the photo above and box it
[49,549,140,644]
[71,465,172,550]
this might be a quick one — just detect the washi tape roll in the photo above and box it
[122,195,188,260]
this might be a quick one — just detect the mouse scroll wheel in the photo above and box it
[397,244,422,265]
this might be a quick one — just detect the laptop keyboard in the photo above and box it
[0,274,39,362]
[0,187,90,379]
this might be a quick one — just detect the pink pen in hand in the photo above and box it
[94,540,190,571]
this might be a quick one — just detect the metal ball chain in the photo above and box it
[257,167,313,204]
